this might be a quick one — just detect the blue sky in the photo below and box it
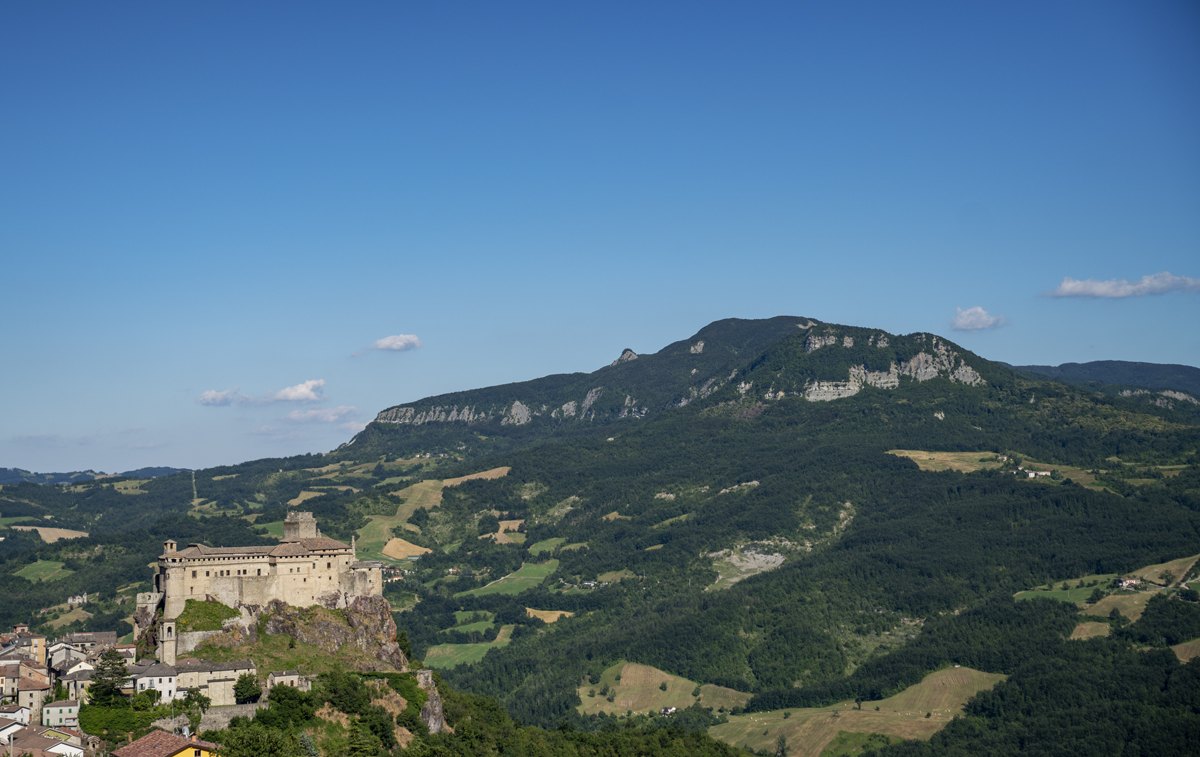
[2,1,1198,472]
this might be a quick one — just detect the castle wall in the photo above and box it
[162,551,360,619]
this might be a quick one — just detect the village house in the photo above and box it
[111,729,219,757]
[40,700,78,729]
[57,670,92,705]
[17,678,51,724]
[266,670,307,691]
[0,704,31,725]
[173,659,256,707]
[0,716,23,744]
[58,631,116,652]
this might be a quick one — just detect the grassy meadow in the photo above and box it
[424,625,515,669]
[16,559,74,582]
[457,561,559,597]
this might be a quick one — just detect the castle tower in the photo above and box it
[157,619,176,665]
[283,511,317,541]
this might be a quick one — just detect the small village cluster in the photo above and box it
[0,623,305,757]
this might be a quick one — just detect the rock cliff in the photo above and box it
[262,595,409,671]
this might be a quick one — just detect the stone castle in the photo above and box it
[136,512,383,664]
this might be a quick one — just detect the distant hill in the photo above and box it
[1013,360,1200,396]
[0,468,105,485]
[0,466,188,485]
[119,466,190,479]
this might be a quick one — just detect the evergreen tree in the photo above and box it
[89,648,129,707]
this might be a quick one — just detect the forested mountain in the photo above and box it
[1013,359,1200,397]
[4,316,1199,755]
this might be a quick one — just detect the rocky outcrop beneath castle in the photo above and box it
[263,596,408,671]
[416,669,446,734]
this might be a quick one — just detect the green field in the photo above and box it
[424,625,515,669]
[1014,574,1116,605]
[820,731,902,757]
[16,559,74,582]
[455,610,493,624]
[444,619,495,635]
[457,560,559,597]
[260,520,285,539]
[0,516,35,526]
[528,537,566,555]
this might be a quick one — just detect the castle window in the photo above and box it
[192,571,196,578]
[327,562,331,569]
[257,569,261,576]
[206,571,210,577]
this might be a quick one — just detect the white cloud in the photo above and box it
[199,379,326,406]
[1049,271,1200,298]
[287,406,358,423]
[197,387,243,406]
[950,306,1009,331]
[355,334,423,356]
[272,379,326,402]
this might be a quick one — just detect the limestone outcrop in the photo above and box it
[263,595,409,671]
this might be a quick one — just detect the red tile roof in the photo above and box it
[111,730,219,757]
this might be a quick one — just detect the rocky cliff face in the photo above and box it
[743,329,987,404]
[263,595,409,671]
[416,669,446,734]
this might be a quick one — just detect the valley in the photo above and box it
[3,316,1199,756]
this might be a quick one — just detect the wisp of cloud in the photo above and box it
[1050,272,1200,298]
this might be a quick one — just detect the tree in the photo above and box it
[132,689,160,711]
[89,648,129,707]
[346,723,382,757]
[216,723,300,757]
[234,673,261,704]
[775,733,788,757]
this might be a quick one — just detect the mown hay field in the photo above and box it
[1130,552,1200,586]
[12,525,89,543]
[526,608,573,623]
[443,466,510,487]
[382,538,431,559]
[1171,638,1200,663]
[1070,622,1112,640]
[577,662,750,718]
[709,667,1004,757]
[1088,590,1158,622]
